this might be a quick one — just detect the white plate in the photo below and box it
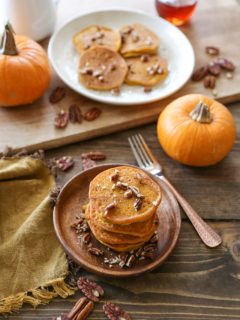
[48,9,195,105]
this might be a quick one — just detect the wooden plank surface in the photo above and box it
[0,0,240,152]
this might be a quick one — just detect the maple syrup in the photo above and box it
[155,0,198,26]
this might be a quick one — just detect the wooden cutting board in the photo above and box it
[0,0,240,152]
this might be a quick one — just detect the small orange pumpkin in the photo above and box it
[0,23,51,107]
[157,94,236,167]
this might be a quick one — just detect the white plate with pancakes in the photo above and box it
[48,9,195,105]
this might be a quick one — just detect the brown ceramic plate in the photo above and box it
[53,164,181,278]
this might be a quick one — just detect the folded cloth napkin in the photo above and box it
[0,157,75,313]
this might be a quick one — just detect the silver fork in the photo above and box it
[128,134,222,248]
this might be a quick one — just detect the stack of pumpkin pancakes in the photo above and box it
[85,166,162,252]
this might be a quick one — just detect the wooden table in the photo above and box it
[5,100,240,320]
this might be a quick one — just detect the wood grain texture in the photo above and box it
[0,1,240,152]
[5,222,240,320]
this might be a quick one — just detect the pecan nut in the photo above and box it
[83,107,102,121]
[55,156,74,171]
[68,297,94,320]
[82,158,96,171]
[54,110,69,129]
[81,151,106,160]
[208,62,221,76]
[191,65,209,81]
[49,186,61,208]
[87,247,104,257]
[49,86,66,104]
[69,104,82,123]
[217,58,235,71]
[205,46,220,56]
[103,302,132,320]
[203,75,216,89]
[134,198,142,211]
[77,277,104,302]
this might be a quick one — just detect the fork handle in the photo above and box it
[158,175,222,248]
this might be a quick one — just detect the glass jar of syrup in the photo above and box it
[155,0,198,26]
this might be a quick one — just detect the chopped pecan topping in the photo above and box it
[150,233,158,243]
[55,156,74,171]
[124,189,133,199]
[83,107,102,121]
[77,277,104,302]
[118,253,129,268]
[122,26,133,35]
[134,198,142,211]
[67,297,93,320]
[69,104,82,123]
[140,54,150,62]
[79,67,94,75]
[203,75,216,89]
[143,244,157,253]
[110,170,119,182]
[104,202,117,215]
[92,69,103,77]
[205,46,220,56]
[87,247,104,257]
[130,186,144,199]
[49,86,66,104]
[116,181,128,190]
[125,254,136,268]
[144,86,152,93]
[208,62,221,76]
[54,110,69,129]
[82,232,91,244]
[81,151,106,161]
[103,302,132,320]
[191,65,209,81]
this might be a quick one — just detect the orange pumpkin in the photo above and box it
[157,94,236,167]
[0,23,51,107]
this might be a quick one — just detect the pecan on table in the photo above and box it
[191,65,209,81]
[55,156,74,171]
[69,104,82,123]
[208,62,221,76]
[83,107,102,121]
[103,302,132,320]
[203,75,216,89]
[81,151,106,160]
[217,58,235,71]
[205,46,220,56]
[49,86,66,104]
[54,110,69,129]
[77,277,104,302]
[67,297,94,320]
[82,158,96,171]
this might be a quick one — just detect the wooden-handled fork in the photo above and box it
[128,134,222,248]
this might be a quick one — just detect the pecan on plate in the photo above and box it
[49,86,66,104]
[103,302,132,320]
[54,110,69,129]
[81,151,106,160]
[208,62,221,76]
[77,277,104,302]
[69,104,82,123]
[87,247,104,257]
[217,58,235,71]
[83,107,102,121]
[203,75,216,89]
[67,297,94,320]
[55,156,74,171]
[191,65,208,81]
[205,46,220,56]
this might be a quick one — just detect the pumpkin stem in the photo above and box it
[190,101,212,123]
[0,22,18,56]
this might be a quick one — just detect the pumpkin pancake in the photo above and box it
[125,55,168,86]
[120,23,159,58]
[89,166,161,225]
[73,25,121,54]
[78,46,128,90]
[86,207,155,245]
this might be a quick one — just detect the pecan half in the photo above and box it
[81,151,106,161]
[69,104,82,123]
[133,198,142,211]
[140,54,150,62]
[83,107,102,121]
[203,75,216,89]
[87,247,104,257]
[217,58,235,71]
[77,277,104,302]
[82,232,91,244]
[205,46,220,56]
[104,202,117,215]
[103,302,132,320]
[110,170,120,182]
[208,62,221,76]
[68,297,94,320]
[125,254,136,268]
[191,65,209,81]
[124,189,133,199]
[82,158,96,171]
[116,181,128,190]
[49,86,66,104]
[54,110,69,129]
[55,156,74,171]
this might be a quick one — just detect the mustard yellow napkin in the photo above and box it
[0,157,74,313]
